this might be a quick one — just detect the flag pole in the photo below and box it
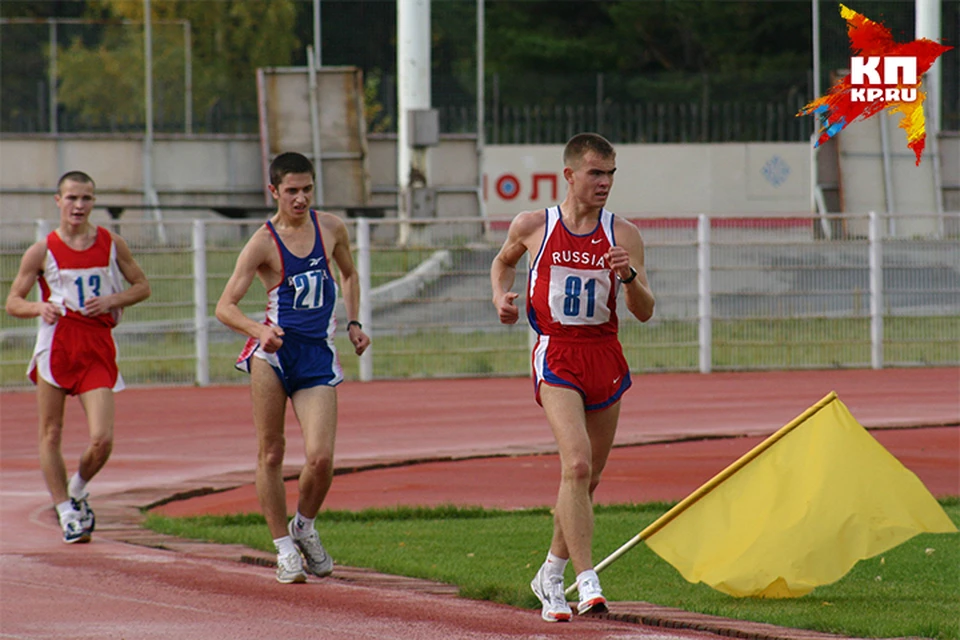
[564,391,839,596]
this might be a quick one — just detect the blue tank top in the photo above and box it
[263,211,338,343]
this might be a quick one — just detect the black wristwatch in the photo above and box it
[617,266,638,284]
[347,320,363,331]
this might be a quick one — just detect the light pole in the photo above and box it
[313,0,322,67]
[477,0,486,225]
[397,0,432,246]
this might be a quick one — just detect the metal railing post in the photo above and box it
[357,218,373,382]
[698,214,712,373]
[868,211,883,369]
[193,220,209,386]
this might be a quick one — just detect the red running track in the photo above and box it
[2,368,958,639]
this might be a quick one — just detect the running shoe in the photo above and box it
[577,574,608,615]
[71,494,95,535]
[59,509,91,544]
[288,519,334,577]
[530,564,572,622]
[276,551,308,584]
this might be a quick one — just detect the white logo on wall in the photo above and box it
[761,156,791,187]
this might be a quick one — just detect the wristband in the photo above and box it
[347,320,363,331]
[617,266,638,284]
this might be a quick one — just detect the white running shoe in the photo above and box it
[71,494,95,535]
[530,564,572,622]
[288,520,333,577]
[577,574,608,615]
[276,551,307,584]
[59,508,91,544]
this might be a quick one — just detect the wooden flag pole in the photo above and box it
[564,391,838,597]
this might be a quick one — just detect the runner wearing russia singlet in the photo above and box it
[493,134,655,621]
[29,226,126,394]
[527,205,631,411]
[236,209,343,394]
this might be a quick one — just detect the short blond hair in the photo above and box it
[563,133,615,169]
[57,171,95,193]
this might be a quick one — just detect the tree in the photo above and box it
[55,0,301,131]
[481,0,812,104]
[0,1,86,131]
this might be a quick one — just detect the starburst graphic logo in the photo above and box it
[798,4,952,166]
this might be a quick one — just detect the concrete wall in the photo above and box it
[482,142,812,218]
[0,135,266,231]
[940,132,960,212]
[2,132,956,234]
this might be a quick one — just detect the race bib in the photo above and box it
[548,265,611,325]
[59,266,116,313]
[290,269,327,310]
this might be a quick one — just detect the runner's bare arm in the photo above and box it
[608,218,655,322]
[491,211,541,325]
[215,229,285,352]
[5,241,62,324]
[327,214,370,355]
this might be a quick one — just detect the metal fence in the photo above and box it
[440,98,814,144]
[1,213,958,389]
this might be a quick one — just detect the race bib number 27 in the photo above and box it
[291,269,327,310]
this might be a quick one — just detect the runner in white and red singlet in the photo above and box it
[491,133,656,622]
[6,171,151,544]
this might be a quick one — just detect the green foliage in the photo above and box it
[363,70,393,133]
[145,501,960,639]
[3,0,958,133]
[57,25,166,128]
[55,0,301,130]
[483,0,811,105]
[0,2,82,128]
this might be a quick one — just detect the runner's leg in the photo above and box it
[250,357,291,539]
[37,378,69,504]
[290,385,337,518]
[545,395,620,568]
[77,387,115,482]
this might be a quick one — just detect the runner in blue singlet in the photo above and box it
[216,152,371,584]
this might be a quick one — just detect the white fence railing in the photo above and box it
[2,213,957,388]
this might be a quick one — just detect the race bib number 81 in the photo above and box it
[548,265,610,325]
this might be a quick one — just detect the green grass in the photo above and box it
[0,245,432,331]
[3,242,958,386]
[363,329,530,377]
[145,500,960,639]
[3,316,958,387]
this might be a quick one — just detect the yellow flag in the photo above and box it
[643,392,957,598]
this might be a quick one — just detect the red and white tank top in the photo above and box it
[39,227,124,328]
[526,206,619,339]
